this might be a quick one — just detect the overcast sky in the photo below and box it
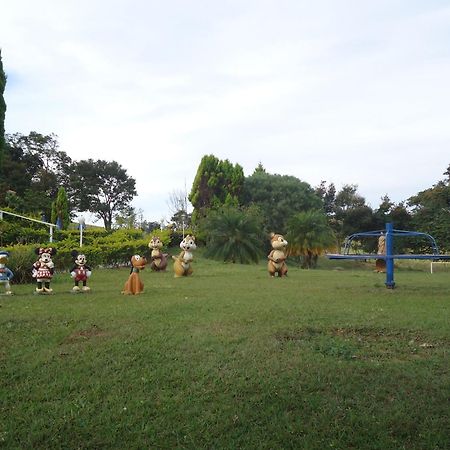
[2,0,450,224]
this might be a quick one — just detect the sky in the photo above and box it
[1,0,450,224]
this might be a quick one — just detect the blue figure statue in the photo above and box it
[0,250,14,295]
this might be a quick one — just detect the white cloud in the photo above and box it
[1,0,450,221]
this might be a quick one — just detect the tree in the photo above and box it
[140,220,161,233]
[286,210,336,268]
[372,195,412,230]
[329,184,374,246]
[0,49,6,172]
[253,162,267,174]
[189,155,244,221]
[51,187,70,230]
[242,171,322,234]
[1,132,72,218]
[315,181,336,216]
[408,164,450,251]
[200,205,264,264]
[167,188,191,232]
[70,159,137,230]
[114,206,144,229]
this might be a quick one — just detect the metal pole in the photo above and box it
[49,226,53,243]
[385,222,395,289]
[79,216,85,248]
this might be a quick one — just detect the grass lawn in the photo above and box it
[1,255,449,449]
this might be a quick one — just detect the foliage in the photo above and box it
[114,206,143,229]
[0,223,48,246]
[408,164,450,252]
[69,159,137,230]
[316,183,375,246]
[3,227,173,281]
[140,220,161,233]
[315,180,336,215]
[242,171,322,234]
[200,205,264,263]
[1,132,72,218]
[286,209,336,268]
[4,244,36,284]
[51,187,70,230]
[0,49,6,171]
[189,155,244,222]
[1,262,449,449]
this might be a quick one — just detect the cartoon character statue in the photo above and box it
[172,235,196,277]
[375,232,386,273]
[148,236,168,272]
[0,250,14,295]
[122,254,147,295]
[70,250,92,293]
[267,233,288,277]
[32,247,56,294]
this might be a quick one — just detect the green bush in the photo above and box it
[4,245,36,284]
[0,222,50,245]
[2,228,174,283]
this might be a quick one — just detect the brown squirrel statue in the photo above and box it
[148,236,168,271]
[267,233,288,277]
[122,254,147,295]
[172,235,196,277]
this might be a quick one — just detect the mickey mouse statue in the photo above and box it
[0,250,14,295]
[70,250,92,293]
[32,247,56,294]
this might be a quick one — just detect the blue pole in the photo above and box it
[385,222,395,288]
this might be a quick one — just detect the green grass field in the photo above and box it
[1,255,449,449]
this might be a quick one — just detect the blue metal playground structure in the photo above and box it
[327,222,450,288]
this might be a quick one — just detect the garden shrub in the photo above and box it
[5,245,37,284]
[2,228,172,283]
[0,222,50,245]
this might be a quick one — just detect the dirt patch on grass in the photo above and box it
[62,324,110,344]
[274,327,447,361]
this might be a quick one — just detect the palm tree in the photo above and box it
[286,210,336,268]
[202,206,264,264]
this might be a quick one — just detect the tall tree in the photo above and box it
[51,187,70,230]
[315,181,336,215]
[372,195,412,231]
[189,155,244,221]
[329,184,374,246]
[408,164,450,251]
[167,188,191,232]
[70,159,137,230]
[242,171,322,234]
[0,49,6,172]
[1,132,71,218]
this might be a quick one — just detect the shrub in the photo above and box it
[200,206,264,263]
[4,245,37,284]
[3,228,172,282]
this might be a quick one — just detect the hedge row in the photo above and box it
[2,227,192,284]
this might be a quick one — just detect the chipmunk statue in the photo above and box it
[148,236,168,271]
[267,233,288,277]
[122,254,147,295]
[172,235,196,277]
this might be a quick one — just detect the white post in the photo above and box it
[79,216,85,247]
[49,225,54,243]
